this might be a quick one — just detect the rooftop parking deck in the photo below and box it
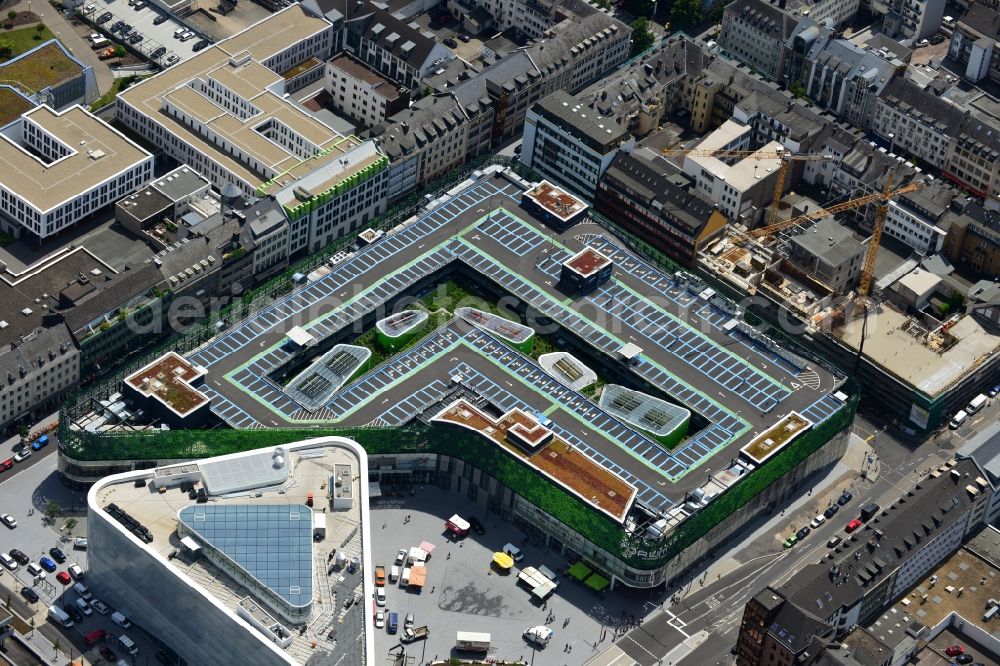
[185,168,845,512]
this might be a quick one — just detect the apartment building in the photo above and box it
[118,6,387,257]
[948,4,1000,85]
[871,78,952,170]
[942,202,1000,278]
[737,457,997,666]
[873,77,1000,202]
[790,26,899,128]
[719,0,800,82]
[521,90,635,199]
[0,325,79,430]
[882,185,950,255]
[682,120,783,226]
[0,104,153,242]
[595,150,727,266]
[324,55,409,128]
[880,0,945,41]
[371,8,630,198]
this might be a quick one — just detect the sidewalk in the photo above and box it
[7,0,114,94]
[697,431,874,583]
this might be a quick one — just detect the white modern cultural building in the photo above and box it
[0,105,153,241]
[86,437,374,666]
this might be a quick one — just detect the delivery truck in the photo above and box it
[456,631,490,651]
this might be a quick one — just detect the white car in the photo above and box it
[68,563,84,580]
[26,562,45,579]
[375,588,386,607]
[74,598,93,616]
[375,611,385,628]
[0,552,16,571]
[111,611,132,628]
[73,537,88,550]
[91,598,110,615]
[809,515,826,529]
[1,514,17,529]
[394,548,407,565]
[13,448,31,462]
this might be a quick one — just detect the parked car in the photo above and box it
[91,599,110,615]
[165,54,180,65]
[179,30,196,41]
[68,563,84,580]
[97,11,113,22]
[151,46,167,58]
[129,33,144,44]
[468,516,486,535]
[49,547,66,564]
[837,490,853,505]
[39,557,57,572]
[809,515,826,529]
[796,526,810,540]
[824,504,840,519]
[954,654,974,664]
[74,537,88,550]
[945,646,965,657]
[134,1,146,8]
[1,513,17,529]
[26,562,45,579]
[459,33,471,42]
[827,536,843,548]
[929,33,945,44]
[0,458,12,471]
[988,384,1000,398]
[783,535,797,548]
[111,611,132,629]
[84,629,107,646]
[21,586,39,603]
[375,611,385,628]
[56,571,72,585]
[100,647,118,662]
[845,519,863,533]
[0,552,16,570]
[13,449,31,462]
[153,13,169,24]
[443,37,457,48]
[9,549,29,565]
[375,588,386,606]
[193,39,209,51]
[74,598,93,616]
[395,548,407,565]
[66,604,84,623]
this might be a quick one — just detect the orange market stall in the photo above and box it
[408,564,427,588]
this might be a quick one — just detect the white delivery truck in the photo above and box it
[456,632,491,651]
[967,394,988,414]
[47,605,74,628]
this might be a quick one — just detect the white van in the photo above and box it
[47,605,74,628]
[967,394,988,414]
[111,611,132,628]
[390,565,400,582]
[949,410,968,429]
[502,543,524,562]
[118,634,139,656]
[73,582,92,600]
[27,562,46,579]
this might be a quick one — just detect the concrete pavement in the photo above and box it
[7,0,114,94]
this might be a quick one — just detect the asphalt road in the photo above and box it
[598,410,960,666]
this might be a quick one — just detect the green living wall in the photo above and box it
[59,380,856,571]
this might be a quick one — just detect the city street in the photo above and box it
[589,408,962,666]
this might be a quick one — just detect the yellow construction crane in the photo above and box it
[660,146,832,228]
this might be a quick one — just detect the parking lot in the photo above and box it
[370,486,656,666]
[77,0,204,68]
[0,454,171,664]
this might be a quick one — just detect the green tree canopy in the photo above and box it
[669,0,701,29]
[630,17,655,56]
